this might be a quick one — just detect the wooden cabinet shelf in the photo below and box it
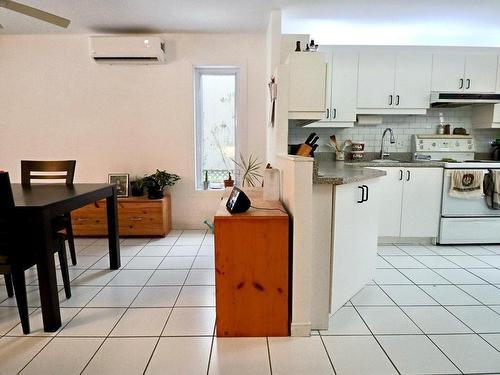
[214,198,289,337]
[71,195,171,237]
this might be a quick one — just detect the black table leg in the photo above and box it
[35,209,62,332]
[106,187,121,269]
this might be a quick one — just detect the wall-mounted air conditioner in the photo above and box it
[89,36,166,65]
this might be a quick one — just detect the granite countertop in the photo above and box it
[313,160,387,185]
[344,160,446,167]
[313,153,444,185]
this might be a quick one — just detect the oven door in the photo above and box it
[441,169,497,217]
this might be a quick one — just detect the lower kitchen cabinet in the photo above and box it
[370,167,443,238]
[331,179,380,313]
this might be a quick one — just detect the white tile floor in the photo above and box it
[1,237,500,374]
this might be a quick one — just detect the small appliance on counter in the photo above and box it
[226,187,251,213]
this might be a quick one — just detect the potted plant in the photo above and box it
[223,172,234,188]
[130,176,146,197]
[231,153,263,187]
[144,169,181,199]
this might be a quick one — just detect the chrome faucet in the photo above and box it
[380,128,396,159]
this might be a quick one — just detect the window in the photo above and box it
[194,67,238,190]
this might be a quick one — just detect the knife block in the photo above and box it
[296,143,313,157]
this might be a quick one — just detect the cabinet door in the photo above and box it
[288,53,327,113]
[331,50,358,122]
[394,53,432,109]
[317,46,334,122]
[431,54,466,92]
[400,168,443,237]
[367,167,404,237]
[331,180,379,313]
[357,51,396,108]
[465,54,498,93]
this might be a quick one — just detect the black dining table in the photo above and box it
[11,183,121,332]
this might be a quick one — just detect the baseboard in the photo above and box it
[378,237,436,245]
[290,322,312,337]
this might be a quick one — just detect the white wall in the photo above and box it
[0,33,267,228]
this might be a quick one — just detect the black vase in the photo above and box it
[148,187,164,199]
[130,183,144,197]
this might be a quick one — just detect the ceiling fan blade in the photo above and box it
[1,0,70,28]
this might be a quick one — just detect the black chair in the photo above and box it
[21,160,78,266]
[1,171,71,334]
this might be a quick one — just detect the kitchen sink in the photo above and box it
[370,159,400,163]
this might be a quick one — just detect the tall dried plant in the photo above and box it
[231,153,263,187]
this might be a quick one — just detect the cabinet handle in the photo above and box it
[75,217,90,222]
[406,170,411,181]
[326,108,330,119]
[333,108,337,119]
[357,186,364,203]
[396,95,400,106]
[362,185,369,201]
[459,78,464,89]
[466,79,471,89]
[399,170,403,180]
[388,95,393,105]
[129,217,144,221]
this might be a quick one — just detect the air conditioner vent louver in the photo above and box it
[89,36,166,65]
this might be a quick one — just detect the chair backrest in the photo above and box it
[21,160,76,186]
[0,172,15,256]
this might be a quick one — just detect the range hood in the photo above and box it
[431,92,500,108]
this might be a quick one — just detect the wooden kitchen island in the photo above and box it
[214,196,289,337]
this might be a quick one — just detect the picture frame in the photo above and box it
[108,173,130,197]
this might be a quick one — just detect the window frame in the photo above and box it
[194,66,240,190]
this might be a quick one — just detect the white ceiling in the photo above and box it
[2,0,500,46]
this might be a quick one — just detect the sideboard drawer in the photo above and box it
[119,202,165,236]
[71,195,171,237]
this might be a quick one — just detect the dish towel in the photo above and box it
[449,170,484,199]
[484,170,500,209]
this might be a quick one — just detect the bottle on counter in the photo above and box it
[295,41,301,52]
[437,124,445,135]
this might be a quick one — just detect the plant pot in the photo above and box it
[224,179,234,188]
[131,184,144,197]
[147,188,165,199]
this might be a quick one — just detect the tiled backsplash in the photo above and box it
[289,108,500,154]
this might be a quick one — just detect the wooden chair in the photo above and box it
[21,160,78,266]
[1,171,71,334]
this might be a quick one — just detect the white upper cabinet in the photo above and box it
[430,54,466,92]
[357,50,431,114]
[357,51,395,109]
[311,47,358,128]
[431,53,498,93]
[394,53,432,109]
[287,52,327,119]
[465,54,498,93]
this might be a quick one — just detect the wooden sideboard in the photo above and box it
[71,195,171,237]
[214,197,289,337]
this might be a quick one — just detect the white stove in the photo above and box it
[412,135,500,244]
[443,160,500,169]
